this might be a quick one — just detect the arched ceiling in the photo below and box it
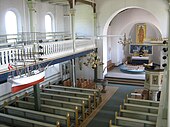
[108,8,162,38]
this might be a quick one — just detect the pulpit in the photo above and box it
[144,69,164,101]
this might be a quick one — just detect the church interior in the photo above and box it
[0,0,169,127]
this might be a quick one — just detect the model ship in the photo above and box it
[7,43,45,93]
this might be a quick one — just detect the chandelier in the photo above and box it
[118,33,132,46]
[82,51,103,69]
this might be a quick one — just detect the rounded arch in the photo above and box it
[45,12,55,32]
[103,6,162,36]
[101,6,163,76]
[5,8,22,33]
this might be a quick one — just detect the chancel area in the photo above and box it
[0,0,169,127]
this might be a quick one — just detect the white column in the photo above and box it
[94,13,98,81]
[94,12,97,37]
[69,1,76,87]
[70,8,76,51]
[27,0,37,33]
[27,0,40,111]
[167,3,170,126]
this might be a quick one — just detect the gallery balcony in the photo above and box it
[0,32,96,83]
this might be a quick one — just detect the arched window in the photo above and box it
[5,11,18,43]
[45,14,52,32]
[5,11,18,34]
[45,14,53,40]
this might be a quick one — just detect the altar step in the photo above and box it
[105,77,145,86]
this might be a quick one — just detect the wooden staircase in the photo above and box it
[105,77,145,86]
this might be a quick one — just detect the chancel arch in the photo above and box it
[101,7,163,77]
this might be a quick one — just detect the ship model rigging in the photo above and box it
[7,43,45,93]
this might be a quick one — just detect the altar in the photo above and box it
[131,56,149,65]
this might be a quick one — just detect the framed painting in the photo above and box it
[129,45,152,55]
[136,24,146,44]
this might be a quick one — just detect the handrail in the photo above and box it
[0,32,72,47]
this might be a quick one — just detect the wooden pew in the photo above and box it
[4,105,70,127]
[119,107,158,122]
[24,96,86,120]
[126,97,159,107]
[15,100,79,127]
[0,112,58,127]
[114,112,156,127]
[42,88,98,108]
[39,92,92,114]
[123,103,159,114]
[48,84,102,105]
[48,84,100,97]
[120,109,157,122]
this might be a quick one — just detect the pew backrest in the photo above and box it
[4,106,68,126]
[16,100,75,117]
[40,92,89,105]
[49,85,99,95]
[127,97,159,107]
[124,103,159,114]
[116,116,156,127]
[120,109,158,122]
[43,88,94,97]
[0,112,56,127]
[120,109,158,117]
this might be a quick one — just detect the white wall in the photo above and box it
[75,4,94,36]
[0,0,24,34]
[96,0,168,37]
[75,57,94,80]
[0,0,65,34]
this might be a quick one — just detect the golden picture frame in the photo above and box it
[136,24,146,44]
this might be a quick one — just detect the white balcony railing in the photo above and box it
[0,32,96,72]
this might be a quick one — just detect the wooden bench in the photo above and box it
[126,97,159,107]
[42,88,98,108]
[120,109,158,122]
[15,100,79,127]
[24,96,86,120]
[39,92,92,113]
[4,105,70,127]
[0,112,58,127]
[48,84,102,106]
[48,84,100,97]
[123,103,159,114]
[107,60,114,71]
[115,112,156,127]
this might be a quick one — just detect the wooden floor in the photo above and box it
[107,67,145,80]
[80,85,118,127]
